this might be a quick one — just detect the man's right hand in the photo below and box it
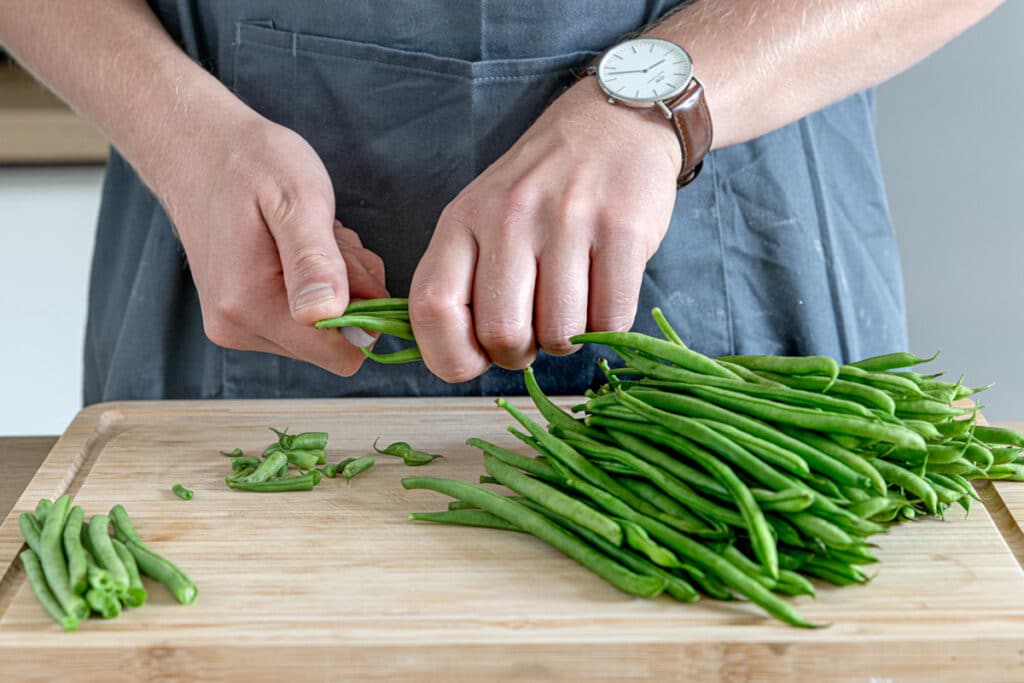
[159,114,389,377]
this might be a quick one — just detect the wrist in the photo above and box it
[556,79,683,179]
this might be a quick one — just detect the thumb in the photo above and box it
[261,188,350,325]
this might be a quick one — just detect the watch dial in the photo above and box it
[597,38,693,104]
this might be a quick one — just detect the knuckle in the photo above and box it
[289,247,335,281]
[553,192,591,228]
[537,323,584,356]
[477,318,531,355]
[409,286,458,326]
[203,315,242,349]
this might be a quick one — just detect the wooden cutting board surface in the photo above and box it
[2,399,1024,682]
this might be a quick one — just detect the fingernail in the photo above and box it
[341,326,375,348]
[293,283,335,311]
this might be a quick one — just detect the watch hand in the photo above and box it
[646,59,666,71]
[605,68,646,75]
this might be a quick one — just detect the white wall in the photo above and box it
[0,3,1020,435]
[0,166,103,435]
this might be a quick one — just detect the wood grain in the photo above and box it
[0,437,55,521]
[2,399,1024,682]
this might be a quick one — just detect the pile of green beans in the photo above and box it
[18,496,196,631]
[403,306,1024,627]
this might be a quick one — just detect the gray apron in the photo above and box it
[84,1,908,404]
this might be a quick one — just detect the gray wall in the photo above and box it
[876,1,1023,421]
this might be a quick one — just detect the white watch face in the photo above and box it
[596,38,693,105]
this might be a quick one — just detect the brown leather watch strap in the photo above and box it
[666,77,713,188]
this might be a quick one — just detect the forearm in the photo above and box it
[644,0,1004,148]
[0,0,251,197]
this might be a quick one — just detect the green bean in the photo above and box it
[956,382,993,399]
[871,459,938,514]
[20,549,77,631]
[61,505,88,595]
[717,360,785,385]
[718,354,839,383]
[357,309,410,321]
[927,460,986,477]
[788,512,856,550]
[279,431,329,451]
[696,420,810,477]
[109,505,197,605]
[893,398,973,418]
[319,464,339,478]
[314,315,415,340]
[408,509,523,532]
[801,558,870,585]
[467,438,560,483]
[483,454,624,546]
[936,473,980,500]
[342,455,376,482]
[40,495,90,620]
[343,297,410,314]
[789,430,886,495]
[219,447,244,457]
[111,538,147,607]
[986,464,1024,481]
[523,365,587,434]
[901,419,944,441]
[373,438,442,466]
[88,514,130,598]
[85,588,121,619]
[497,399,662,517]
[847,350,939,372]
[34,498,52,523]
[839,365,925,397]
[83,549,117,593]
[19,512,43,555]
[758,373,896,414]
[719,545,776,590]
[517,498,699,603]
[751,488,815,513]
[618,518,683,567]
[847,497,895,520]
[826,545,879,565]
[362,346,423,364]
[336,457,357,472]
[598,426,729,498]
[774,570,817,597]
[768,516,807,548]
[962,441,994,470]
[241,451,288,484]
[228,465,257,481]
[282,448,323,470]
[614,390,778,579]
[972,425,1024,447]
[990,446,1023,466]
[401,476,666,598]
[650,306,686,345]
[448,500,481,511]
[616,477,717,531]
[171,483,193,501]
[229,470,323,492]
[883,442,968,466]
[231,456,262,471]
[924,476,963,505]
[680,565,734,601]
[679,385,925,450]
[570,331,738,379]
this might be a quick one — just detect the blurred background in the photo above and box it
[0,3,1021,435]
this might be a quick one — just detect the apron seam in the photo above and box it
[708,153,737,355]
[798,118,853,362]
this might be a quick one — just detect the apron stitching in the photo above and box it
[708,153,737,355]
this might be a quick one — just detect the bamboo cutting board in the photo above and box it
[2,399,1024,682]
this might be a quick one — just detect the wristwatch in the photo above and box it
[583,38,712,188]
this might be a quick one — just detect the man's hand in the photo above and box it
[163,114,389,376]
[409,82,682,382]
